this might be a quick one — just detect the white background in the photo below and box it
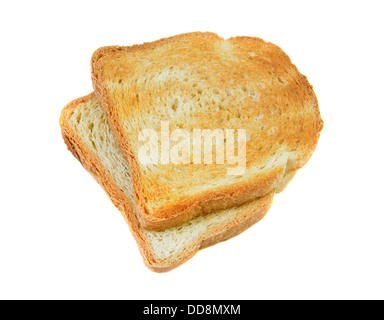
[0,0,383,300]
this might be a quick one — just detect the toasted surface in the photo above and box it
[92,31,323,230]
[60,93,274,272]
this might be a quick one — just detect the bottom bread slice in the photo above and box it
[59,93,275,272]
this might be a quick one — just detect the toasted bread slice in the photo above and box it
[60,93,275,272]
[92,32,323,230]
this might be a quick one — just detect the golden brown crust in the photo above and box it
[135,167,282,230]
[91,31,323,231]
[60,93,274,272]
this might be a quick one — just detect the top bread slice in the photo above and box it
[92,32,323,230]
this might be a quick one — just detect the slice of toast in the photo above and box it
[91,32,323,230]
[60,93,275,272]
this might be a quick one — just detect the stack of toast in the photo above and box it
[60,32,323,272]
